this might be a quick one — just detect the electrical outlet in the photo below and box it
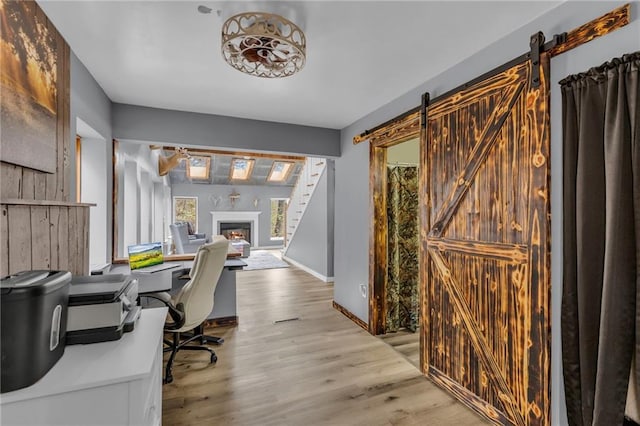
[359,283,367,298]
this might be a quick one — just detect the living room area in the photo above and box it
[107,140,332,277]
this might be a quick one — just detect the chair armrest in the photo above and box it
[142,292,185,330]
[191,233,206,239]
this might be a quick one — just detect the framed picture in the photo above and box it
[0,0,58,173]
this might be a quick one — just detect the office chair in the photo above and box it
[146,236,229,384]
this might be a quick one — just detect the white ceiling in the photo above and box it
[38,1,562,130]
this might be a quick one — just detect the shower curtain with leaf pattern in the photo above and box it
[386,165,419,332]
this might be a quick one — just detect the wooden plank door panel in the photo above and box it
[423,57,550,426]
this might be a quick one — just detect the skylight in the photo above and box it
[186,156,211,180]
[267,161,294,182]
[229,158,255,180]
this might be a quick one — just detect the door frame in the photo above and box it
[365,111,421,336]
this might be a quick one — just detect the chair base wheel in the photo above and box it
[164,374,173,384]
[211,353,217,363]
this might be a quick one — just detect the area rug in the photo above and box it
[241,250,290,271]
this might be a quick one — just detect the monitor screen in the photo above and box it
[127,242,163,270]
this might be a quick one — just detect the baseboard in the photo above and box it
[204,316,238,328]
[332,301,368,331]
[282,255,334,282]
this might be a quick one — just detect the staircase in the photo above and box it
[283,157,327,255]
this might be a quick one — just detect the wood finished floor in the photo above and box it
[162,267,489,425]
[379,330,420,370]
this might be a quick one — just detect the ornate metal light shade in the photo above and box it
[221,12,306,78]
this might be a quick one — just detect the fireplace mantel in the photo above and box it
[211,211,261,248]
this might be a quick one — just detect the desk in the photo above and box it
[107,258,246,324]
[0,308,167,426]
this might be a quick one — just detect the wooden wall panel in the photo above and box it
[1,206,9,277]
[0,164,21,200]
[50,207,69,272]
[1,204,88,276]
[31,206,51,269]
[423,57,550,426]
[0,1,89,277]
[7,206,32,273]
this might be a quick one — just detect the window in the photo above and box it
[267,161,294,182]
[186,156,211,180]
[229,158,255,180]
[270,198,288,239]
[173,196,198,230]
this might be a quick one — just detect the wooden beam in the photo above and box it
[354,110,420,145]
[427,237,529,264]
[0,199,95,207]
[156,145,306,162]
[369,144,388,335]
[548,3,630,58]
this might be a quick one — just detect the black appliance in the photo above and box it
[1,270,71,393]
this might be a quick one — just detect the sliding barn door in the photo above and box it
[422,56,550,426]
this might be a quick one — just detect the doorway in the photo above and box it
[367,109,421,343]
[379,139,420,367]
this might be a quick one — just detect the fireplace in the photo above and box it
[219,222,252,245]
[211,211,261,248]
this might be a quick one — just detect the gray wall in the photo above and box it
[70,51,113,262]
[284,160,335,279]
[112,103,341,158]
[333,2,640,425]
[171,183,292,248]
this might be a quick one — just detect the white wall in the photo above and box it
[153,182,166,243]
[79,133,108,268]
[334,2,640,425]
[123,160,138,250]
[139,170,152,243]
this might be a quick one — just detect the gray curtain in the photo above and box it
[561,52,640,426]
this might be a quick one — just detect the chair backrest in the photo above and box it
[169,223,189,254]
[173,235,229,331]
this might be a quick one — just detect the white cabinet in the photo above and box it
[0,308,167,426]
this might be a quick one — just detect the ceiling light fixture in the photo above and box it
[221,12,306,78]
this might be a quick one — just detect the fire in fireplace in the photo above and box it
[219,222,252,244]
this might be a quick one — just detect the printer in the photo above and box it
[66,274,141,345]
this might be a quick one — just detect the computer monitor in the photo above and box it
[127,242,164,271]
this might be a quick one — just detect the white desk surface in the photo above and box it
[108,259,246,294]
[0,307,168,405]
